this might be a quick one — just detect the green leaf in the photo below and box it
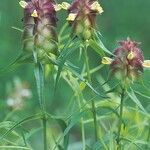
[105,83,120,94]
[53,110,87,150]
[127,88,147,113]
[0,146,32,150]
[18,128,42,144]
[56,119,69,150]
[0,53,32,76]
[0,121,14,129]
[12,26,23,32]
[67,66,108,98]
[88,39,105,57]
[58,22,69,38]
[93,30,115,56]
[0,114,42,141]
[34,62,45,111]
[121,137,143,150]
[134,90,150,100]
[54,37,79,93]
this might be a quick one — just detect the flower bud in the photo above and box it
[20,0,58,62]
[66,0,103,40]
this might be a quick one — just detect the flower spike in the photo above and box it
[101,38,150,82]
[66,0,104,40]
[20,0,58,63]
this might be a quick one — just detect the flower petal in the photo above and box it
[31,10,38,18]
[127,51,134,60]
[53,4,62,11]
[101,57,113,65]
[142,60,150,68]
[91,1,104,14]
[61,2,70,10]
[66,13,77,21]
[19,1,28,8]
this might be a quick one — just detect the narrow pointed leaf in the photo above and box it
[88,39,105,57]
[127,88,147,113]
[0,114,42,140]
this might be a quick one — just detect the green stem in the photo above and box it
[145,121,150,149]
[81,118,86,150]
[117,88,125,150]
[83,45,98,141]
[34,61,47,150]
[77,95,86,150]
[43,114,47,150]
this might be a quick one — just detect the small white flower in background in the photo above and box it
[6,77,32,110]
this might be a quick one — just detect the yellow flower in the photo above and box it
[53,4,62,11]
[142,60,150,68]
[91,1,104,14]
[31,10,38,18]
[127,51,134,60]
[61,2,70,10]
[19,1,28,8]
[66,13,77,21]
[101,57,113,65]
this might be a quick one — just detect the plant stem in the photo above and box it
[43,114,47,150]
[83,45,98,141]
[117,88,125,150]
[34,61,47,150]
[77,95,86,150]
[145,121,150,149]
[81,118,86,150]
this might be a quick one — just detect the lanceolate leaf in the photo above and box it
[0,114,42,141]
[54,37,79,92]
[34,62,45,111]
[0,53,32,76]
[93,30,115,56]
[127,88,147,113]
[56,119,69,150]
[44,51,108,99]
[0,146,32,150]
[134,90,150,100]
[67,66,108,98]
[53,110,87,150]
[88,39,105,57]
[0,121,14,129]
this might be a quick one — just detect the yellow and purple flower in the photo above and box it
[102,38,150,82]
[64,0,103,40]
[19,0,59,62]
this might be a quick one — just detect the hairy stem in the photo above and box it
[117,88,125,150]
[83,45,98,141]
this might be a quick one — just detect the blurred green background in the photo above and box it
[0,0,150,149]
